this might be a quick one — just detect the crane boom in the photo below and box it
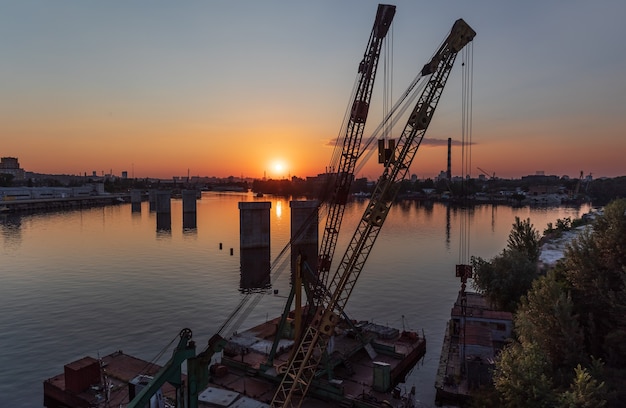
[127,329,195,408]
[127,330,226,408]
[271,18,476,408]
[128,6,394,408]
[317,4,396,289]
[477,167,495,179]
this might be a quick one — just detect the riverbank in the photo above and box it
[1,194,130,214]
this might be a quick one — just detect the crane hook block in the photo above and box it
[378,139,395,164]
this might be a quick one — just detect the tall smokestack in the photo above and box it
[446,137,452,179]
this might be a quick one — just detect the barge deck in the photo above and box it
[45,316,425,408]
[434,292,512,406]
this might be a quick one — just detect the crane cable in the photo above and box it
[382,24,393,147]
[226,31,397,335]
[216,32,454,340]
[459,43,474,265]
[457,40,474,377]
[357,73,426,172]
[328,75,362,174]
[117,331,182,406]
[216,23,437,341]
[359,34,449,172]
[216,202,331,337]
[216,231,295,337]
[219,252,292,336]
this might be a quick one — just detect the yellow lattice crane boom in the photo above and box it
[271,18,476,408]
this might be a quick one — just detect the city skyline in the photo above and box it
[2,1,625,180]
[1,156,605,183]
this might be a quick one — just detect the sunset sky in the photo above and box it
[1,1,625,180]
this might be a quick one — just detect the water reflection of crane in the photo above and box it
[476,167,497,231]
[446,205,451,248]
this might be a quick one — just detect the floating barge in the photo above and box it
[43,351,176,408]
[45,316,425,408]
[434,292,512,406]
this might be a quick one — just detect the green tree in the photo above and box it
[471,249,538,312]
[471,216,541,311]
[488,199,626,407]
[559,364,607,408]
[471,217,540,312]
[492,273,608,407]
[560,199,626,363]
[514,272,585,384]
[507,217,541,262]
[494,342,556,408]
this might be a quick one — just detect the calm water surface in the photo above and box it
[0,192,591,407]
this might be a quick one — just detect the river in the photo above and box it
[0,192,592,407]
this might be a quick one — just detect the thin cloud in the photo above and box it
[421,138,477,147]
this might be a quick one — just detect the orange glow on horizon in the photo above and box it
[4,75,626,181]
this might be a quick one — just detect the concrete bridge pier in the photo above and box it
[290,200,319,278]
[149,190,157,212]
[155,191,171,231]
[238,201,271,290]
[182,190,197,230]
[131,189,142,213]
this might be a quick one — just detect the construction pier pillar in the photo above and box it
[155,191,171,231]
[149,190,157,212]
[290,200,319,278]
[238,201,271,290]
[131,189,142,213]
[182,190,197,230]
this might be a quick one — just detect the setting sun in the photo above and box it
[269,160,288,179]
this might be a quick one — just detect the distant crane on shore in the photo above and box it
[477,166,495,180]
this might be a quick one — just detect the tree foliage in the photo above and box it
[494,342,556,408]
[559,199,626,365]
[471,217,541,312]
[471,250,538,312]
[559,364,607,408]
[488,199,626,407]
[507,217,541,261]
[515,273,585,377]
